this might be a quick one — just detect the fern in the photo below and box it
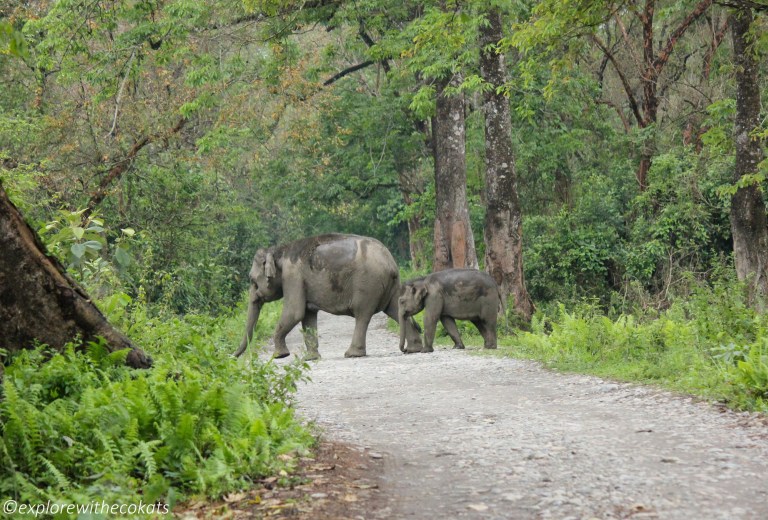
[1,383,36,471]
[1,306,313,510]
[39,456,70,490]
[94,430,119,467]
[134,440,161,479]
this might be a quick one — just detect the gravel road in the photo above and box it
[287,312,768,520]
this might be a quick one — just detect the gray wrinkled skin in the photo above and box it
[235,234,423,359]
[399,269,501,353]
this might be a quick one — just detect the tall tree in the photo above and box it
[390,2,480,270]
[432,74,478,270]
[479,7,533,321]
[514,0,714,190]
[0,183,151,369]
[729,6,768,298]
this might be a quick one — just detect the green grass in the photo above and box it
[491,298,768,412]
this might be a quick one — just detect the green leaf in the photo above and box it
[83,240,103,252]
[115,246,132,267]
[71,243,87,259]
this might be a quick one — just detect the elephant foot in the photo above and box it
[304,350,321,361]
[453,344,465,350]
[273,346,291,359]
[403,338,424,354]
[483,345,497,349]
[421,346,434,353]
[344,346,366,358]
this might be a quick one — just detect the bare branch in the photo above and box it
[597,99,631,133]
[106,50,135,139]
[323,60,375,86]
[613,12,642,71]
[654,0,713,75]
[83,117,187,222]
[715,0,768,11]
[703,17,729,80]
[591,34,644,126]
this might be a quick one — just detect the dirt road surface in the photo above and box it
[289,312,768,520]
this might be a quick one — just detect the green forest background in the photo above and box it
[1,0,768,514]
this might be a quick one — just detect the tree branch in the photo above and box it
[83,117,187,222]
[715,0,768,12]
[654,0,713,74]
[591,34,644,126]
[597,99,631,133]
[703,17,729,80]
[323,60,374,86]
[106,50,135,139]
[358,29,391,74]
[613,11,643,71]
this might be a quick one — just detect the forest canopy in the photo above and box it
[2,0,766,316]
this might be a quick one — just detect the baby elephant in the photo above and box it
[398,269,502,353]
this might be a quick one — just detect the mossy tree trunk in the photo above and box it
[479,7,534,322]
[0,183,152,369]
[730,7,768,300]
[432,74,478,271]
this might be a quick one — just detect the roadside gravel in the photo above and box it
[289,312,768,519]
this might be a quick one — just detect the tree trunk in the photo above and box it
[397,165,428,270]
[730,8,768,299]
[0,183,152,369]
[638,0,659,192]
[432,74,478,271]
[403,190,428,269]
[479,8,533,322]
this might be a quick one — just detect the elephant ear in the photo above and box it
[415,284,428,303]
[264,252,277,278]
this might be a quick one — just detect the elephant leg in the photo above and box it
[385,300,423,353]
[422,311,438,353]
[273,308,303,358]
[302,310,320,360]
[473,319,497,350]
[484,316,498,349]
[441,316,465,349]
[345,312,373,358]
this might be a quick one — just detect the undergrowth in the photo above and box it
[497,279,768,412]
[0,293,312,516]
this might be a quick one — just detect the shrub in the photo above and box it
[0,298,312,515]
[503,276,768,412]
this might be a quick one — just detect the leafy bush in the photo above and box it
[524,198,624,305]
[502,276,768,412]
[626,149,730,291]
[729,340,768,411]
[0,298,312,515]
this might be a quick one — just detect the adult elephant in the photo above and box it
[234,234,424,359]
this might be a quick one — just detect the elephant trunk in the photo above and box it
[234,289,261,357]
[398,308,407,353]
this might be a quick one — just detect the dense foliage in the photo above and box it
[503,277,768,412]
[0,297,312,510]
